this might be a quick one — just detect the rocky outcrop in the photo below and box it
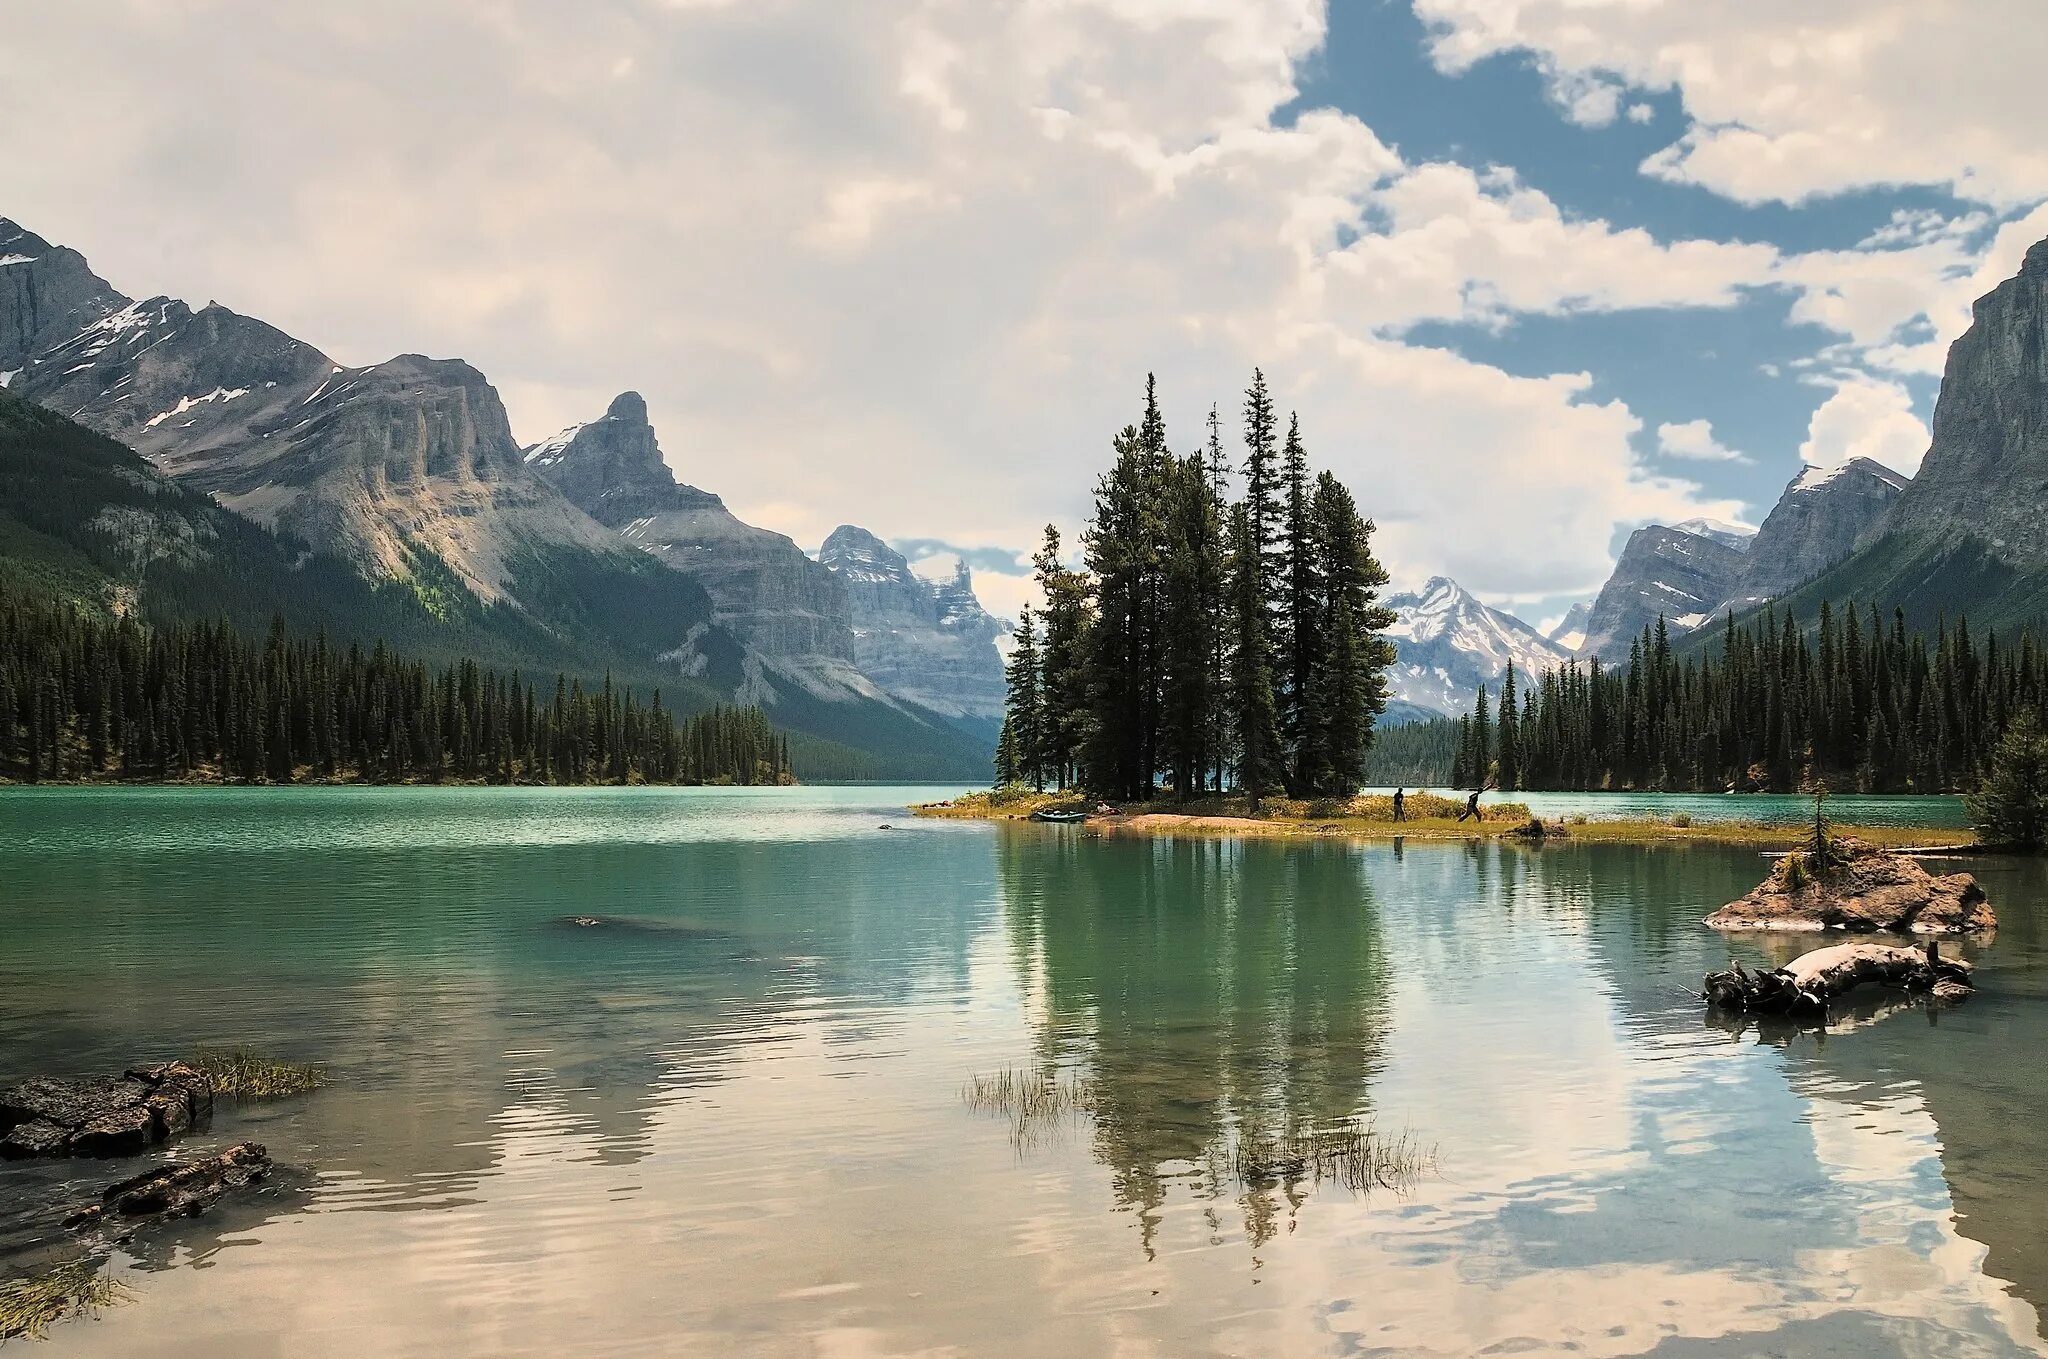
[818,526,1007,722]
[1706,844,1995,934]
[525,393,871,689]
[0,1063,213,1159]
[1578,524,1749,661]
[64,1143,272,1231]
[1711,459,1908,616]
[1382,576,1571,716]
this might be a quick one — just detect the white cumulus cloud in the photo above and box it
[1797,376,1929,478]
[1655,419,1747,464]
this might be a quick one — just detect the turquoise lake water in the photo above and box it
[0,785,2041,1356]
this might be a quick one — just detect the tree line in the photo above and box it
[995,372,1397,802]
[1425,602,2048,793]
[0,582,791,786]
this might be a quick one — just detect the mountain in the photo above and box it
[816,526,1008,727]
[1708,459,1907,618]
[1545,602,1590,654]
[1772,237,2048,636]
[0,215,994,776]
[0,384,740,694]
[525,392,880,701]
[1381,576,1572,716]
[1578,524,1748,661]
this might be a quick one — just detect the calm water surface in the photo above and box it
[0,785,2042,1357]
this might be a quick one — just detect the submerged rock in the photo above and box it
[0,1063,212,1160]
[64,1143,272,1231]
[1706,842,1994,934]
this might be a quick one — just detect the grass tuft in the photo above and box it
[0,1260,131,1342]
[961,1067,1096,1147]
[1230,1118,1437,1195]
[187,1048,326,1099]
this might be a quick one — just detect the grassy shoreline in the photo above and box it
[914,789,1971,850]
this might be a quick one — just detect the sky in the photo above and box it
[4,0,2047,630]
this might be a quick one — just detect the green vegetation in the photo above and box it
[0,583,792,785]
[1386,601,2048,794]
[994,372,1396,802]
[0,1260,130,1342]
[187,1049,327,1099]
[1967,708,2048,848]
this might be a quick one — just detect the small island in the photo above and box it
[916,787,1971,851]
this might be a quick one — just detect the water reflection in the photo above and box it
[1000,831,1393,1253]
[2,789,2046,1356]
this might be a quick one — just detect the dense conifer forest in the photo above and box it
[994,373,1397,801]
[0,583,791,786]
[1375,603,2048,794]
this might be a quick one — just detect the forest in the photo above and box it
[994,372,1397,802]
[0,581,791,786]
[1390,603,2048,794]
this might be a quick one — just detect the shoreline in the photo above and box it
[914,791,1972,851]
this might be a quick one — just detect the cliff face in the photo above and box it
[1713,458,1907,616]
[524,393,872,690]
[817,525,1008,722]
[1579,525,1748,661]
[1887,237,2048,562]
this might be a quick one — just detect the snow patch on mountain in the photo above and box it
[1383,577,1572,717]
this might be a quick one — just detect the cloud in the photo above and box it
[1655,419,1747,464]
[892,539,1031,577]
[1414,0,2048,208]
[0,0,1769,605]
[1797,376,1929,477]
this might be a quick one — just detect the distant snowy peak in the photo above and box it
[1382,576,1572,717]
[1673,518,1756,551]
[1546,602,1590,654]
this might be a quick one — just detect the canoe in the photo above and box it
[1029,809,1089,824]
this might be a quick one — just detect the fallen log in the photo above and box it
[62,1143,272,1232]
[1703,941,1973,1019]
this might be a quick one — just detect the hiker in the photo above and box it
[1391,788,1405,822]
[1457,789,1482,823]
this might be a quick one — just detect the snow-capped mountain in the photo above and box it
[1577,524,1749,661]
[1383,577,1574,717]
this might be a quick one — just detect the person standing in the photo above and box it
[1392,788,1405,823]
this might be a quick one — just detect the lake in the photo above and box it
[1,785,2043,1357]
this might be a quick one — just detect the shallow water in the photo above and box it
[1,785,2042,1357]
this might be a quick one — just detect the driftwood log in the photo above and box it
[1703,941,1973,1019]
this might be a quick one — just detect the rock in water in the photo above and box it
[0,1062,213,1159]
[1706,842,1994,934]
[64,1143,272,1230]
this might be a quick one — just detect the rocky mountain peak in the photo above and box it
[1578,523,1747,660]
[1703,457,1908,620]
[523,390,721,527]
[606,390,649,423]
[818,525,911,583]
